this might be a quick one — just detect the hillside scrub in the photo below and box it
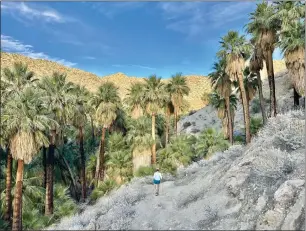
[48,109,304,230]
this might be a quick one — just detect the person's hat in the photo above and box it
[156,167,159,171]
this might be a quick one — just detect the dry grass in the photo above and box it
[1,52,286,110]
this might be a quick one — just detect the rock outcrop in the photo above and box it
[48,110,304,230]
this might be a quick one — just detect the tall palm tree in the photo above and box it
[208,58,234,144]
[249,37,267,124]
[1,62,38,97]
[2,87,51,231]
[38,72,74,215]
[126,117,154,173]
[70,85,89,202]
[242,66,258,105]
[142,75,167,164]
[1,62,38,223]
[166,73,190,135]
[124,83,144,119]
[164,100,175,146]
[275,1,305,105]
[91,82,120,183]
[209,91,237,140]
[246,2,281,117]
[217,31,252,143]
[105,132,132,184]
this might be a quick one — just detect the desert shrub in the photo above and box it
[159,159,177,175]
[274,119,304,151]
[250,117,263,135]
[134,166,155,177]
[251,98,261,114]
[90,179,117,202]
[195,128,230,159]
[158,135,197,170]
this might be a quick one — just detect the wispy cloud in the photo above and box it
[82,56,96,60]
[158,2,255,38]
[1,35,76,67]
[1,2,74,23]
[90,2,146,18]
[112,64,155,70]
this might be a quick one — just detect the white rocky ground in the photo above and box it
[48,109,305,230]
[178,71,302,135]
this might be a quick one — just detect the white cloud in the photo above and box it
[83,56,96,60]
[90,2,146,18]
[1,35,76,67]
[112,64,155,70]
[1,2,72,23]
[158,2,256,38]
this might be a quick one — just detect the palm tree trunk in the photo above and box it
[165,109,170,146]
[45,130,56,215]
[256,71,267,125]
[266,49,277,117]
[96,127,106,182]
[174,109,178,136]
[4,148,12,222]
[90,116,95,143]
[294,88,300,107]
[151,113,156,164]
[225,97,233,144]
[42,147,47,188]
[12,159,24,231]
[238,75,251,144]
[79,126,86,201]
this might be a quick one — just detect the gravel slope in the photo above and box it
[49,110,305,230]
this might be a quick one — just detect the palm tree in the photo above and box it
[208,58,234,144]
[38,72,74,215]
[2,87,51,230]
[70,85,89,201]
[1,62,38,97]
[275,1,305,105]
[105,132,132,184]
[166,73,190,135]
[142,75,167,164]
[126,117,154,173]
[209,91,237,140]
[217,31,252,143]
[249,37,267,124]
[91,82,120,183]
[124,83,144,119]
[246,2,281,117]
[1,62,38,223]
[242,67,258,105]
[164,100,175,146]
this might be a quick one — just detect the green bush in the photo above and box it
[134,166,155,177]
[251,98,261,114]
[195,128,230,159]
[90,179,117,202]
[160,159,177,175]
[234,134,245,144]
[250,117,263,135]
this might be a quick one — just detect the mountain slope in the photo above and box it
[48,110,304,230]
[1,52,286,111]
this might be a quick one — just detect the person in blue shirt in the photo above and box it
[153,168,162,196]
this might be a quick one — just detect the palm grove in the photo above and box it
[0,1,304,230]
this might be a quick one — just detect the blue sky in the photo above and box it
[1,1,283,78]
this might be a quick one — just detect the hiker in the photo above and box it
[153,168,162,196]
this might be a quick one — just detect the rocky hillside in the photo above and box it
[1,52,286,111]
[48,109,305,230]
[178,70,298,135]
